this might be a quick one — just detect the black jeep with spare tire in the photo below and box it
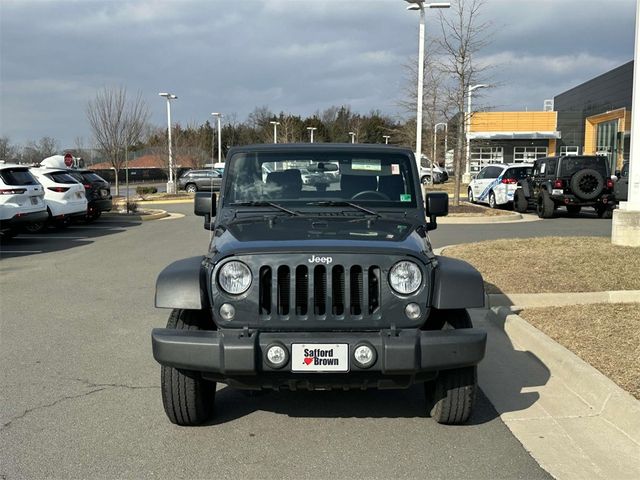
[151,144,487,426]
[513,155,616,218]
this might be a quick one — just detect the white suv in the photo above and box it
[0,164,48,238]
[27,167,87,232]
[468,163,533,208]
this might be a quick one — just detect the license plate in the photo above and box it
[291,344,349,373]
[552,189,563,195]
[31,197,38,205]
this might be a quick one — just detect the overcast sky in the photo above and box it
[0,0,636,148]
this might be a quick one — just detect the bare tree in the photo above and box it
[86,86,149,195]
[438,0,491,205]
[21,136,59,164]
[0,136,19,162]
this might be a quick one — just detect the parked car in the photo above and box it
[67,170,113,221]
[467,163,533,208]
[177,169,223,193]
[0,163,48,239]
[614,161,629,202]
[26,167,87,232]
[151,144,487,426]
[513,155,615,218]
[418,155,449,184]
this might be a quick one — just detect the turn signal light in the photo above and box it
[501,178,517,184]
[553,179,564,189]
[606,179,614,189]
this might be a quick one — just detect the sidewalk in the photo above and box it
[470,305,640,480]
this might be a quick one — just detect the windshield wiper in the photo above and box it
[306,201,380,217]
[231,201,300,216]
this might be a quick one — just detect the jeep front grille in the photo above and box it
[258,264,381,320]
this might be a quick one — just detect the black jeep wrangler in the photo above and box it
[514,155,616,218]
[151,144,486,426]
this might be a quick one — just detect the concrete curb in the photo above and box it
[490,306,640,444]
[102,209,169,221]
[488,290,640,308]
[438,212,523,224]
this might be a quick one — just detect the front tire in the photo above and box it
[536,190,555,218]
[488,191,497,208]
[513,189,528,213]
[425,309,477,425]
[161,309,217,426]
[185,183,198,193]
[467,188,475,203]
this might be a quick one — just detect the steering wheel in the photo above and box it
[351,190,389,200]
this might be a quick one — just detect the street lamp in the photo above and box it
[383,135,391,144]
[349,131,356,144]
[464,84,488,182]
[307,126,317,143]
[405,1,450,173]
[159,92,177,194]
[211,112,223,165]
[432,122,448,185]
[270,121,280,144]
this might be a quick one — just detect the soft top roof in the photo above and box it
[226,143,413,157]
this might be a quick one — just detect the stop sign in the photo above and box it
[64,153,73,167]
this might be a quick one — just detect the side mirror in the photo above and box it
[425,192,448,231]
[194,192,216,230]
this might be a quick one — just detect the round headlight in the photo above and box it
[389,261,422,295]
[218,261,252,295]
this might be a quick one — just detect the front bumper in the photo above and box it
[151,327,486,387]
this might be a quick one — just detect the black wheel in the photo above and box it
[421,175,430,185]
[23,221,47,233]
[161,309,217,426]
[488,191,497,209]
[426,309,477,425]
[570,169,604,200]
[595,205,613,219]
[566,205,581,217]
[513,189,528,213]
[467,188,475,203]
[536,190,555,218]
[185,183,198,193]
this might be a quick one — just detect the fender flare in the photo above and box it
[432,256,485,309]
[155,256,208,310]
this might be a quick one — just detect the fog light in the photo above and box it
[353,343,376,369]
[219,303,235,321]
[265,343,288,369]
[405,303,421,320]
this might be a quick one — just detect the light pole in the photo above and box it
[464,84,488,182]
[349,131,356,144]
[383,135,390,144]
[307,126,317,143]
[432,122,448,185]
[405,1,450,173]
[211,112,223,164]
[270,121,280,144]
[159,92,177,194]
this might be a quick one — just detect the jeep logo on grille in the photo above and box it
[308,254,333,265]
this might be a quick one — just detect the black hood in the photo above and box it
[212,216,429,258]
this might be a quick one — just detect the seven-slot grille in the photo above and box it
[258,264,381,320]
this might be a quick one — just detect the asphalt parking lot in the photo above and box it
[0,204,612,478]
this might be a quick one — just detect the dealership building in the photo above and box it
[467,60,633,174]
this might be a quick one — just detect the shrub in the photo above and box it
[136,186,158,196]
[126,201,139,213]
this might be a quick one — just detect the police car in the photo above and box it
[467,163,533,208]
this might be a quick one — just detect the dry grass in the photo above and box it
[448,203,513,217]
[520,303,640,399]
[445,237,640,293]
[424,182,468,196]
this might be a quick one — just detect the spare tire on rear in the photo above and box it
[570,169,604,200]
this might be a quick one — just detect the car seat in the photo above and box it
[340,174,377,198]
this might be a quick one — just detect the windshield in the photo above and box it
[223,150,418,208]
